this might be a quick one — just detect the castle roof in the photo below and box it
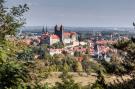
[50,34,60,39]
[64,32,76,37]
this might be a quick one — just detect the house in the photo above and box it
[49,48,63,56]
[73,46,95,56]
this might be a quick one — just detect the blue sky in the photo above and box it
[7,0,135,27]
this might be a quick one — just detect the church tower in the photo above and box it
[42,26,45,34]
[60,25,64,42]
[45,25,48,33]
[54,24,64,42]
[54,24,58,34]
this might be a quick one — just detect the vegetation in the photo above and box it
[1,0,135,89]
[0,0,29,41]
[0,0,30,89]
[53,71,82,89]
[74,51,83,57]
[51,42,64,49]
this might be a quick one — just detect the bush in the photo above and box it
[0,61,29,89]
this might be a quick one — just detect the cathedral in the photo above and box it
[40,25,77,45]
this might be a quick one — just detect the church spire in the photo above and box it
[42,26,45,33]
[46,25,48,33]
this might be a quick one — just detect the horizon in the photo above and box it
[23,25,133,28]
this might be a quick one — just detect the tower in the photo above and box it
[54,24,58,34]
[54,25,64,42]
[94,44,100,59]
[60,25,64,42]
[42,26,45,33]
[45,25,48,33]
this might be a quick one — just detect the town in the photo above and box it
[6,25,131,63]
[1,0,135,89]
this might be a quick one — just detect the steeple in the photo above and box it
[54,24,58,34]
[42,26,45,33]
[60,24,64,31]
[46,25,48,33]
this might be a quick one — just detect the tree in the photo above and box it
[91,70,106,89]
[63,63,70,72]
[0,0,29,88]
[52,42,64,49]
[17,48,34,61]
[75,61,83,72]
[113,39,135,75]
[103,32,135,88]
[0,61,29,89]
[0,0,29,41]
[74,51,82,57]
[53,71,82,89]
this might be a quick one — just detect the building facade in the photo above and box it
[40,25,77,45]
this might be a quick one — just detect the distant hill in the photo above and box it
[20,26,134,33]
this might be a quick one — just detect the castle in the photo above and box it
[40,25,77,45]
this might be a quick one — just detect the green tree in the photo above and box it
[63,63,70,72]
[91,70,106,89]
[75,61,83,72]
[17,48,34,61]
[74,51,82,57]
[52,42,64,49]
[0,61,29,89]
[53,71,82,89]
[0,0,29,41]
[0,0,29,88]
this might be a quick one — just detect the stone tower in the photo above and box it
[42,26,45,34]
[54,25,64,42]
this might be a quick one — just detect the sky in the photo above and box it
[7,0,135,27]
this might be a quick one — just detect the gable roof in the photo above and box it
[51,34,60,39]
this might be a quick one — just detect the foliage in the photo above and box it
[52,42,64,49]
[74,51,83,57]
[0,61,29,89]
[113,39,132,51]
[53,71,82,89]
[100,60,126,75]
[111,39,135,75]
[0,0,29,89]
[17,48,34,61]
[107,78,135,89]
[98,38,135,89]
[91,70,106,89]
[32,82,50,89]
[75,61,83,72]
[0,0,29,40]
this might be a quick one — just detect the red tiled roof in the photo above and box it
[96,40,116,45]
[70,32,76,35]
[64,32,71,36]
[99,46,110,53]
[64,32,76,36]
[21,39,32,45]
[51,34,60,39]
